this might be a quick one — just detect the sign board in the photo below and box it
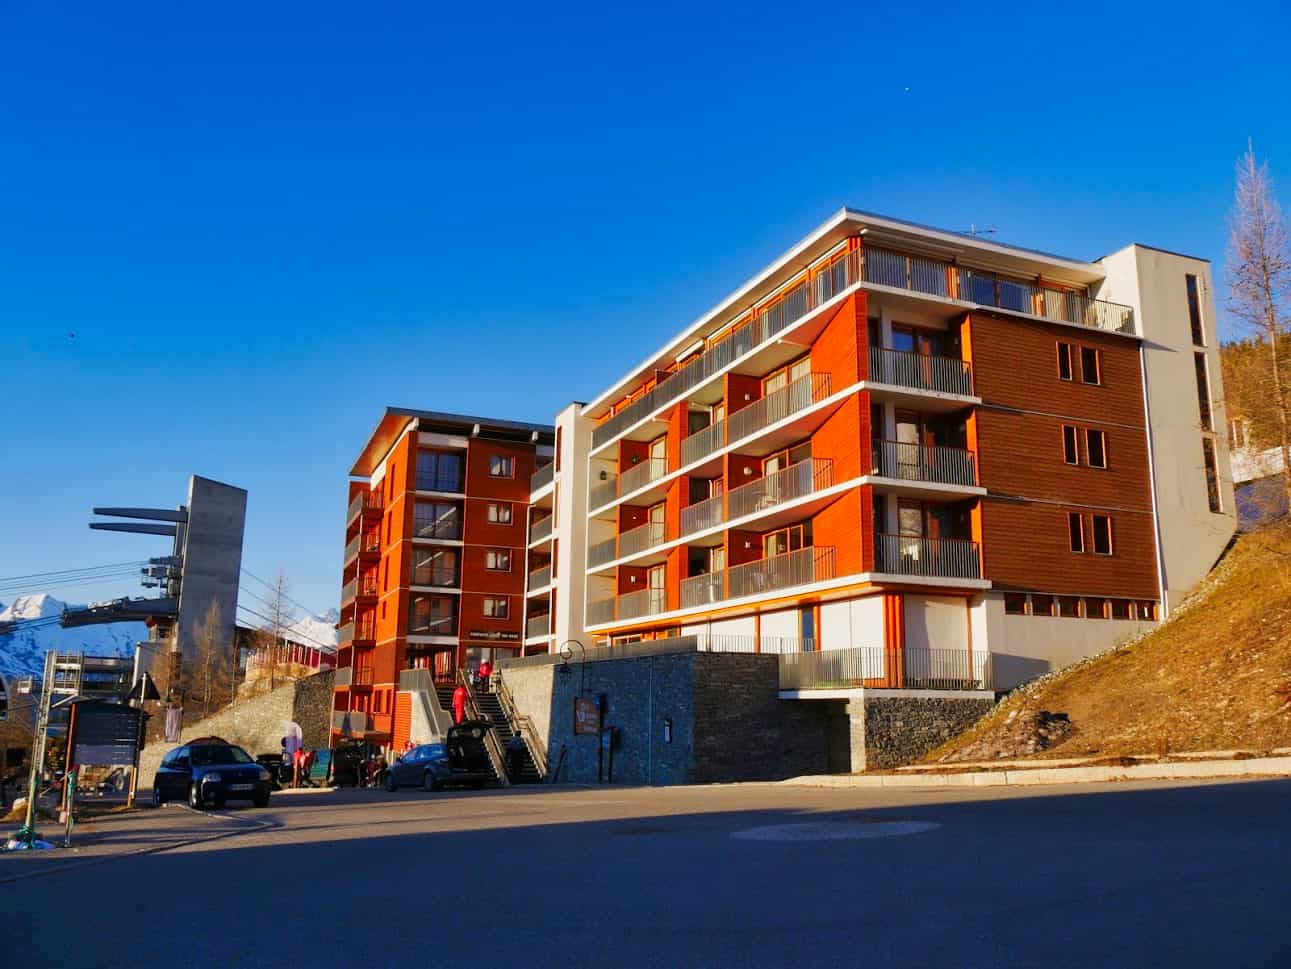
[573,696,602,736]
[468,629,520,642]
[69,700,144,767]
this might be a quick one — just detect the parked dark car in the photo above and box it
[255,753,285,790]
[153,742,272,809]
[385,721,495,792]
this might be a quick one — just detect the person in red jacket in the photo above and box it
[478,659,493,691]
[452,684,467,724]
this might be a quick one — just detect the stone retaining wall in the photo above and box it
[861,696,996,770]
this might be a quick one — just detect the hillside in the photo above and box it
[929,520,1291,764]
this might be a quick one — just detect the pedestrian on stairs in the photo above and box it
[478,659,493,691]
[506,733,526,781]
[452,684,467,725]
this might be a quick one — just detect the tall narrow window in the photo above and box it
[1068,512,1085,553]
[1057,342,1073,381]
[1186,274,1204,346]
[1091,514,1113,555]
[1062,425,1079,465]
[1194,353,1213,431]
[1202,438,1222,513]
[487,502,513,524]
[1080,347,1102,385]
[485,549,512,572]
[1086,429,1108,469]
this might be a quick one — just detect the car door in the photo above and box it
[168,747,192,797]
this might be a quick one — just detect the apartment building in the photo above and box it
[332,409,554,745]
[559,210,1234,690]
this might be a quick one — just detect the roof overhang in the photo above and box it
[349,407,556,478]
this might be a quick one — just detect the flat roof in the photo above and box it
[350,407,555,477]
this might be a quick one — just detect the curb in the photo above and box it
[784,756,1291,789]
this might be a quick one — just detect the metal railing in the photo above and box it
[332,710,370,733]
[586,597,615,626]
[727,457,833,522]
[778,645,991,691]
[587,536,617,568]
[619,456,667,497]
[616,586,669,621]
[1039,286,1135,333]
[729,372,833,445]
[589,475,618,511]
[681,545,836,609]
[874,534,982,579]
[617,519,667,558]
[529,514,554,545]
[530,461,555,493]
[681,419,726,468]
[347,491,383,521]
[338,620,375,644]
[680,491,724,536]
[457,670,510,786]
[334,667,352,687]
[528,565,552,590]
[870,440,978,487]
[867,346,975,397]
[525,613,551,639]
[398,668,455,741]
[493,670,549,779]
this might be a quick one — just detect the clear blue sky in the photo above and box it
[2,1,1288,619]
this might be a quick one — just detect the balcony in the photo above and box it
[874,534,981,580]
[778,645,991,692]
[529,514,554,545]
[870,440,978,488]
[618,519,667,559]
[344,532,380,565]
[341,576,379,605]
[338,620,376,645]
[346,490,384,524]
[619,456,667,498]
[334,667,352,687]
[332,710,370,734]
[528,564,552,591]
[867,347,974,399]
[526,613,552,640]
[681,545,836,609]
[727,457,833,523]
[530,461,555,494]
[585,586,668,626]
[589,475,618,511]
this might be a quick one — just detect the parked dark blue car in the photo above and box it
[153,741,272,809]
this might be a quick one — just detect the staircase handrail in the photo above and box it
[492,671,549,779]
[456,669,511,787]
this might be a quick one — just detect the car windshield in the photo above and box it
[189,745,253,766]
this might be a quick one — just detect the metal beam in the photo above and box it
[89,522,178,537]
[91,507,188,523]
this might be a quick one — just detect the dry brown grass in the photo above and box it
[928,520,1291,763]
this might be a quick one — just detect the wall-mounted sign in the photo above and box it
[573,695,602,736]
[468,629,520,642]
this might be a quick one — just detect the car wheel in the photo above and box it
[152,786,164,806]
[423,771,438,792]
[253,791,270,808]
[188,783,204,810]
[385,773,398,792]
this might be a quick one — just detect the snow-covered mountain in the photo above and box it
[283,608,339,653]
[0,594,147,679]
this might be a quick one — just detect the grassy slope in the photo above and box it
[929,520,1291,763]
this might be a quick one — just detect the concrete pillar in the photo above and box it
[845,698,868,773]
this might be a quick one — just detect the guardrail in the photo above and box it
[493,670,549,780]
[870,440,978,487]
[616,587,668,622]
[868,346,974,397]
[331,710,370,733]
[588,475,618,511]
[528,565,552,591]
[727,457,833,523]
[525,613,551,639]
[618,519,667,558]
[530,461,555,493]
[681,545,836,609]
[729,372,833,444]
[874,534,982,579]
[346,491,384,521]
[529,514,554,545]
[458,670,510,787]
[778,645,991,691]
[619,456,667,497]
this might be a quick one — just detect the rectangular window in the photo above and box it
[1194,353,1213,431]
[1068,512,1085,553]
[1057,342,1073,381]
[1137,601,1158,621]
[1202,438,1222,513]
[1004,593,1029,615]
[1085,598,1109,619]
[416,450,465,493]
[1058,596,1082,618]
[1092,514,1113,555]
[1086,428,1108,469]
[483,597,509,619]
[489,455,514,478]
[485,549,512,572]
[1062,425,1079,465]
[412,547,460,587]
[1031,595,1056,617]
[1110,599,1131,620]
[408,595,458,637]
[487,502,513,525]
[413,501,462,540]
[1186,274,1204,346]
[1080,347,1102,385]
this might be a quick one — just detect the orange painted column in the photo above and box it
[883,592,905,688]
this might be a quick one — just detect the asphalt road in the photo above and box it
[4,778,1290,968]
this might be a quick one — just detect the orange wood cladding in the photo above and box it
[811,487,865,575]
[808,293,867,385]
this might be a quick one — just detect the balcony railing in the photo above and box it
[681,420,725,468]
[530,461,555,493]
[528,565,552,590]
[586,597,615,626]
[589,475,618,511]
[679,491,724,537]
[529,514,554,545]
[617,587,668,621]
[338,620,376,644]
[334,667,352,687]
[587,536,617,568]
[346,491,384,522]
[618,519,667,558]
[870,440,978,487]
[728,372,833,445]
[874,534,982,580]
[868,346,975,397]
[778,645,991,691]
[342,575,378,602]
[619,456,667,497]
[331,710,370,734]
[525,613,552,640]
[681,545,836,609]
[727,457,834,523]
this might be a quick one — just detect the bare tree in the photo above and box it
[1227,142,1291,509]
[262,569,297,691]
[193,600,232,718]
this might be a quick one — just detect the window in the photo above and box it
[1058,596,1082,618]
[408,595,457,636]
[1091,514,1113,555]
[489,454,514,478]
[487,502,513,525]
[1186,274,1204,346]
[414,501,462,540]
[1194,353,1213,431]
[1057,342,1073,381]
[764,523,809,557]
[1062,425,1079,465]
[1137,601,1158,621]
[485,549,512,572]
[1086,429,1108,469]
[1110,599,1131,620]
[1202,438,1222,513]
[416,450,464,493]
[483,597,509,619]
[1080,347,1102,385]
[1004,593,1029,615]
[1068,512,1085,553]
[1031,595,1056,617]
[413,547,459,587]
[1085,598,1109,619]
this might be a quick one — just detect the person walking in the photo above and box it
[452,683,468,725]
[478,659,493,692]
[506,733,526,782]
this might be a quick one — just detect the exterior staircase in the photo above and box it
[438,681,543,784]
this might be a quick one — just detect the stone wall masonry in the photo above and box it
[862,696,996,770]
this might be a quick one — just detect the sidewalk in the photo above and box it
[785,755,1291,789]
